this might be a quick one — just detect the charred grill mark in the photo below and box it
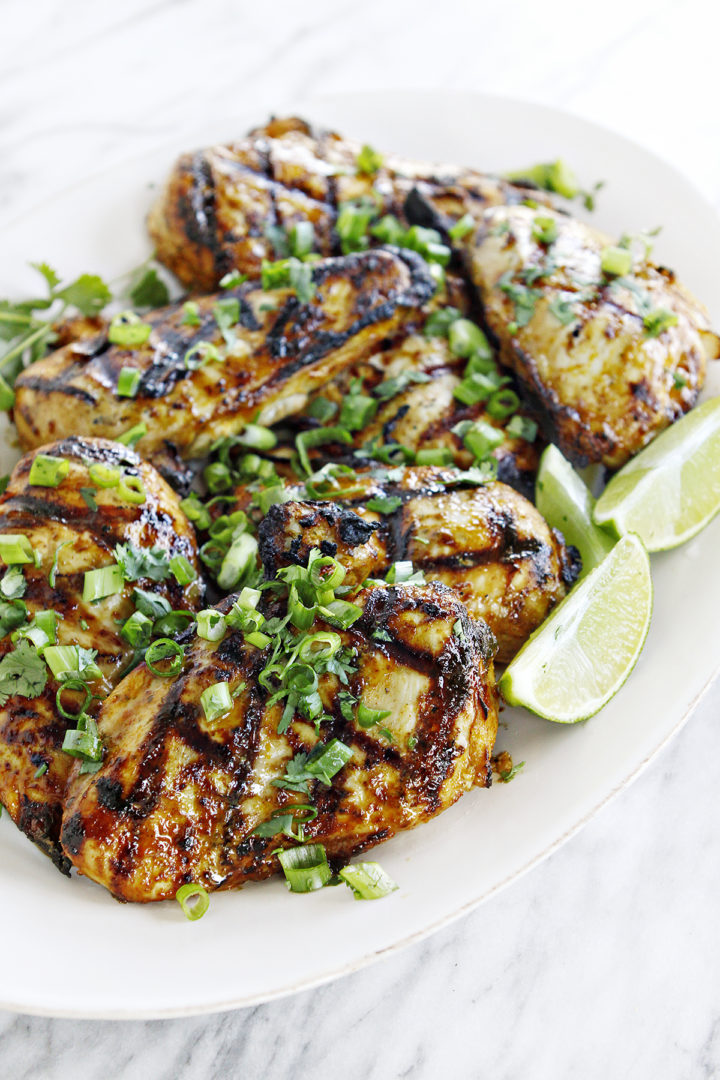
[15,369,98,405]
[183,152,229,279]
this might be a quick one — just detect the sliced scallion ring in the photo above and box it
[28,454,70,488]
[117,474,146,505]
[145,638,184,678]
[338,861,398,900]
[88,463,121,489]
[277,843,332,893]
[55,679,92,721]
[175,882,210,921]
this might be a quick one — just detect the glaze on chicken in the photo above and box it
[0,438,202,870]
[13,249,434,464]
[61,582,497,902]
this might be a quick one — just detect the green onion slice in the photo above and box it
[117,474,146,505]
[296,427,353,476]
[169,555,197,586]
[200,681,233,725]
[196,609,227,642]
[56,679,92,721]
[82,563,124,603]
[339,861,398,900]
[117,422,147,448]
[184,341,220,370]
[28,454,70,488]
[88,463,121,488]
[176,882,210,921]
[145,638,184,678]
[277,843,332,893]
[108,312,152,348]
[0,534,35,565]
[117,367,142,398]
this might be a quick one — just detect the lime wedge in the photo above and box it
[593,396,720,551]
[499,534,652,723]
[535,444,615,576]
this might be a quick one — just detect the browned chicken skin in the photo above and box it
[13,249,434,464]
[61,582,497,902]
[0,438,202,870]
[463,204,719,468]
[148,115,547,292]
[254,468,578,664]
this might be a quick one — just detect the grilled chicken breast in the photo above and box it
[13,249,434,464]
[285,324,540,498]
[0,438,202,870]
[148,115,546,292]
[61,582,497,902]
[253,467,578,663]
[463,204,719,468]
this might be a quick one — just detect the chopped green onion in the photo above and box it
[0,566,25,599]
[449,213,475,241]
[366,494,402,514]
[448,319,491,359]
[180,493,211,531]
[28,454,69,488]
[288,585,317,631]
[453,370,506,407]
[487,388,520,419]
[181,301,201,326]
[297,632,342,664]
[117,422,147,448]
[213,297,239,343]
[56,678,92,720]
[117,367,142,398]
[219,270,247,290]
[600,245,633,277]
[505,415,538,442]
[33,763,48,779]
[246,630,271,649]
[200,681,233,725]
[62,717,103,762]
[196,609,227,642]
[340,392,378,432]
[463,419,505,461]
[44,645,101,682]
[48,540,71,588]
[277,843,332,893]
[203,461,232,493]
[236,423,277,451]
[356,144,384,175]
[415,448,455,467]
[306,396,337,423]
[14,609,57,652]
[176,882,210,921]
[370,214,406,245]
[217,532,258,591]
[531,215,558,245]
[108,311,152,348]
[356,701,392,728]
[82,563,124,603]
[169,555,196,586]
[336,198,379,254]
[88,463,120,488]
[306,738,353,784]
[184,341,220,370]
[120,609,153,649]
[117,475,146,505]
[643,308,679,338]
[296,427,353,475]
[0,534,34,565]
[0,374,15,411]
[145,638,184,678]
[308,554,346,591]
[424,307,462,338]
[288,221,315,258]
[339,861,398,900]
[317,599,362,630]
[385,561,424,585]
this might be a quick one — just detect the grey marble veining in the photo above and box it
[2,1,720,1077]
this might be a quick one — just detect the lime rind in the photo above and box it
[593,396,720,552]
[535,444,615,576]
[499,534,653,723]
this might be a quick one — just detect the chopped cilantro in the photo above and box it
[0,640,47,704]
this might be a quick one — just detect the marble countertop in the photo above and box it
[2,1,720,1076]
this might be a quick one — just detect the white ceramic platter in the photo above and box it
[1,91,719,1018]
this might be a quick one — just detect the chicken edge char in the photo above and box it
[60,582,498,903]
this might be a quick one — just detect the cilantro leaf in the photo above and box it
[0,640,47,705]
[29,262,61,291]
[129,267,170,310]
[0,566,26,599]
[114,542,171,582]
[56,274,113,317]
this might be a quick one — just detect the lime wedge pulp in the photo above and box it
[535,444,615,577]
[499,534,652,723]
[593,396,720,552]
